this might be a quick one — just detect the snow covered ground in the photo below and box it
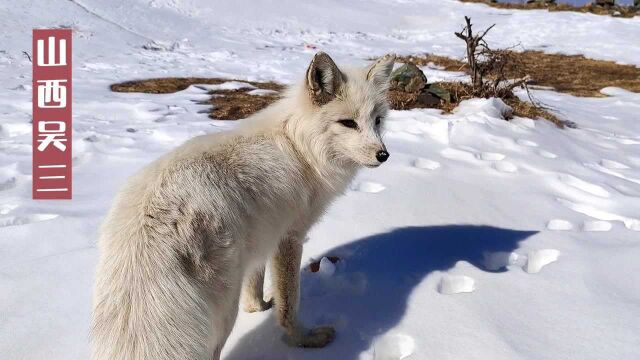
[1,0,640,359]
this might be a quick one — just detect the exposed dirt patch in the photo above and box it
[111,77,285,120]
[459,0,638,18]
[396,51,640,98]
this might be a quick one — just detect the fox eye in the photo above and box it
[338,119,358,129]
[375,116,382,126]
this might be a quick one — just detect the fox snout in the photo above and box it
[376,149,389,163]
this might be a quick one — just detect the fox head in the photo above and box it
[288,52,395,170]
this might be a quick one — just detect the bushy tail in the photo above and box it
[90,231,213,360]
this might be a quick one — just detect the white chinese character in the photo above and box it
[37,37,67,67]
[37,80,67,108]
[37,121,67,151]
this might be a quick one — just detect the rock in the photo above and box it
[387,62,452,109]
[389,63,427,93]
[426,83,451,103]
[415,92,441,107]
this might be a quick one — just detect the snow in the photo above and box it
[524,249,561,274]
[1,0,640,359]
[317,257,337,277]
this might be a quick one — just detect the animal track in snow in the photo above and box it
[610,183,640,198]
[516,139,538,147]
[440,147,476,163]
[0,176,17,191]
[493,161,518,173]
[547,219,573,231]
[524,249,560,274]
[371,333,415,360]
[413,158,441,170]
[615,138,640,145]
[0,213,59,228]
[586,163,640,186]
[0,163,19,191]
[558,198,640,231]
[628,156,640,167]
[483,251,520,271]
[558,174,609,198]
[600,159,629,170]
[0,203,19,215]
[438,274,475,294]
[477,152,506,161]
[582,220,612,232]
[538,150,557,159]
[352,182,385,193]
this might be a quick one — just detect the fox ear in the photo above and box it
[366,54,396,89]
[306,52,345,106]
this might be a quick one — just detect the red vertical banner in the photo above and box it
[33,29,72,199]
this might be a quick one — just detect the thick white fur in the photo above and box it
[91,53,395,360]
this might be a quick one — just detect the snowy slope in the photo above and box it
[1,1,640,359]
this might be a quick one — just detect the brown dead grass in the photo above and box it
[111,77,285,120]
[388,82,565,127]
[510,51,640,97]
[459,0,638,18]
[206,89,281,120]
[396,51,640,98]
[111,77,283,94]
[112,48,640,125]
[111,77,226,94]
[111,76,563,125]
[393,54,468,72]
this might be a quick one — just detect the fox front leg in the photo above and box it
[241,265,273,313]
[272,232,335,348]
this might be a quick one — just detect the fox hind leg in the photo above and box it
[241,265,273,313]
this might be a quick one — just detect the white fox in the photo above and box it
[91,52,395,360]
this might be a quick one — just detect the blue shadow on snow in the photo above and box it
[225,225,537,359]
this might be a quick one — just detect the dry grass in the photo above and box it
[111,77,227,94]
[111,76,563,125]
[509,51,640,97]
[111,77,283,94]
[389,81,565,127]
[396,51,640,97]
[113,48,640,126]
[111,77,284,120]
[206,89,281,120]
[392,54,467,72]
[459,0,638,18]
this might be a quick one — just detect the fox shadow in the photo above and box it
[224,225,537,360]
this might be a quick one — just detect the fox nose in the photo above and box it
[376,150,389,163]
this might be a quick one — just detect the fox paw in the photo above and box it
[242,298,273,313]
[284,326,336,348]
